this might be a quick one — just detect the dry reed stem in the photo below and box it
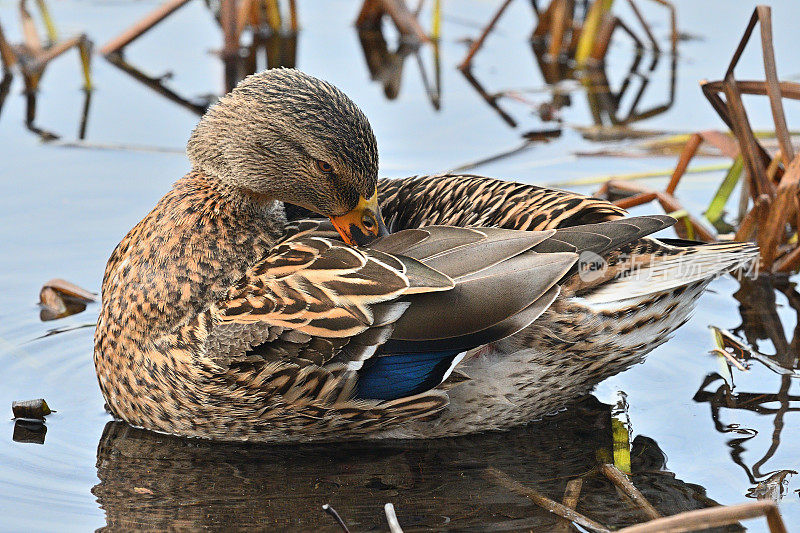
[700,130,740,159]
[100,0,192,56]
[600,464,661,521]
[603,179,715,241]
[656,192,716,241]
[457,0,514,70]
[597,129,734,242]
[614,191,658,210]
[666,133,702,195]
[710,348,748,372]
[776,243,800,273]
[759,154,800,267]
[616,500,786,533]
[735,194,770,241]
[555,478,584,533]
[484,467,611,533]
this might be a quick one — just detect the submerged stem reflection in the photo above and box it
[695,276,800,498]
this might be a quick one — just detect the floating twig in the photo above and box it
[446,140,534,173]
[616,500,787,533]
[322,503,350,533]
[484,467,611,533]
[48,139,185,154]
[384,503,404,533]
[600,464,661,521]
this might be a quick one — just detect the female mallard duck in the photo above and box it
[95,68,756,442]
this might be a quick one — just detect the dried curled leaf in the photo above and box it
[746,470,797,501]
[39,278,97,321]
[12,398,52,420]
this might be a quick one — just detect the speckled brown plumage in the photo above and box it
[94,174,584,441]
[95,69,758,443]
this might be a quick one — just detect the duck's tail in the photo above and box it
[574,238,759,307]
[537,238,760,371]
[492,226,758,390]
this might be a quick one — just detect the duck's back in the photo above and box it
[378,174,626,231]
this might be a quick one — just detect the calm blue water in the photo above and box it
[1,0,799,530]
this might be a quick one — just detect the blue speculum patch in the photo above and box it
[355,350,462,400]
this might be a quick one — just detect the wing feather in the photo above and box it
[188,224,579,431]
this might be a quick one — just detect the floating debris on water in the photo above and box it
[11,399,52,445]
[747,470,798,502]
[322,503,350,533]
[39,278,97,321]
[11,398,52,421]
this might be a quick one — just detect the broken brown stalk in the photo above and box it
[594,6,800,274]
[356,0,429,44]
[486,464,788,533]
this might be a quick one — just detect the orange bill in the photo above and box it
[329,188,389,246]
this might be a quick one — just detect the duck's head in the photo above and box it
[187,68,388,246]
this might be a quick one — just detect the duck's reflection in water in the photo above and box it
[93,397,738,532]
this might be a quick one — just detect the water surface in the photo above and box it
[1,0,799,530]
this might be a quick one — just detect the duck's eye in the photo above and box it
[316,160,334,174]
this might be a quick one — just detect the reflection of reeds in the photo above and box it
[0,0,93,140]
[455,0,676,142]
[695,275,799,507]
[356,1,441,108]
[105,54,210,116]
[459,0,676,72]
[356,0,429,44]
[100,0,299,114]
